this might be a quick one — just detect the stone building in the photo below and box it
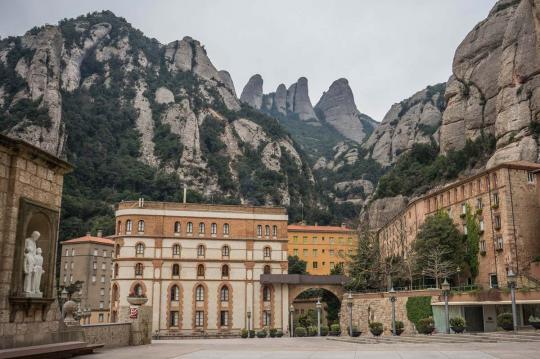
[287,224,357,275]
[59,232,114,324]
[0,134,72,349]
[111,200,290,336]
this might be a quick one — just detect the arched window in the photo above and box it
[221,264,230,277]
[263,265,271,275]
[199,222,205,234]
[222,245,230,257]
[170,285,180,301]
[195,285,205,301]
[135,243,145,256]
[257,225,262,236]
[197,264,205,277]
[211,223,217,235]
[117,221,122,234]
[187,222,193,234]
[265,225,270,236]
[263,246,271,259]
[223,223,230,235]
[126,220,132,233]
[197,245,205,257]
[133,283,143,296]
[172,264,180,276]
[137,220,145,232]
[174,221,181,233]
[115,244,120,257]
[263,286,271,301]
[134,263,143,276]
[112,284,119,301]
[272,225,277,237]
[114,263,119,278]
[220,286,229,301]
[172,244,181,256]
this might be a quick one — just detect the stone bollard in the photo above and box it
[119,296,152,346]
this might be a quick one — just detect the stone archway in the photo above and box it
[288,284,344,307]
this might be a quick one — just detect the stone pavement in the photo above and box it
[77,337,540,359]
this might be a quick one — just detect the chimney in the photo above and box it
[183,185,187,204]
[97,229,103,238]
[138,198,144,208]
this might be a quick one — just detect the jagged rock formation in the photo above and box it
[363,84,446,166]
[240,74,263,109]
[315,78,377,144]
[286,77,319,123]
[440,0,540,168]
[363,195,408,230]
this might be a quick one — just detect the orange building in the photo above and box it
[287,224,358,275]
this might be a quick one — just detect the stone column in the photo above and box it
[118,298,152,346]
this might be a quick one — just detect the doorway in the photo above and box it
[464,306,484,332]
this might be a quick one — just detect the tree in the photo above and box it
[288,255,307,274]
[330,262,344,275]
[345,225,381,291]
[422,248,457,287]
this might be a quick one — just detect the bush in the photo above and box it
[295,326,307,337]
[256,329,267,338]
[417,317,435,335]
[369,322,383,336]
[529,315,540,323]
[249,330,255,338]
[406,296,433,328]
[329,323,341,336]
[276,330,284,337]
[241,328,248,338]
[497,313,514,330]
[395,320,404,330]
[449,317,466,328]
[320,325,329,336]
[269,328,277,337]
[307,326,318,336]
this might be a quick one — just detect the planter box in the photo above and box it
[451,326,465,334]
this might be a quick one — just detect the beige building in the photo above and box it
[111,200,290,336]
[59,232,114,324]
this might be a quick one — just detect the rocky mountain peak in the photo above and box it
[240,74,263,109]
[164,36,220,82]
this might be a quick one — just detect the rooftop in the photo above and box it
[62,234,114,246]
[116,200,286,215]
[288,224,355,233]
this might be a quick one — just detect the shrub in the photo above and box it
[307,326,318,336]
[395,320,404,330]
[449,317,466,328]
[417,317,435,335]
[276,330,284,337]
[497,313,514,330]
[369,322,383,336]
[295,326,307,337]
[269,328,277,337]
[241,328,248,338]
[320,325,329,336]
[406,296,433,328]
[329,323,341,335]
[248,330,255,338]
[529,315,540,323]
[256,329,267,338]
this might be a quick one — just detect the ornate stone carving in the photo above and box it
[23,231,43,297]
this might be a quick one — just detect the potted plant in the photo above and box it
[127,291,148,306]
[269,328,278,337]
[417,317,435,335]
[241,328,248,338]
[529,315,540,330]
[329,323,341,336]
[348,325,362,337]
[320,325,329,336]
[449,316,466,333]
[256,329,267,338]
[276,330,284,337]
[369,322,383,336]
[497,313,514,331]
[392,321,404,336]
[295,326,307,337]
[248,329,256,338]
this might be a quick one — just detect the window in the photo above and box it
[272,225,277,237]
[313,261,318,269]
[99,313,104,322]
[172,264,180,276]
[490,274,499,289]
[528,171,535,184]
[263,247,271,259]
[496,236,504,250]
[126,220,132,233]
[134,283,143,296]
[265,225,270,236]
[172,244,181,256]
[187,222,193,234]
[463,225,468,235]
[312,249,318,257]
[330,249,335,256]
[197,264,205,277]
[137,220,145,232]
[174,221,181,233]
[303,249,308,257]
[70,262,74,270]
[257,225,262,237]
[476,198,483,209]
[493,192,499,207]
[293,249,298,256]
[135,243,145,256]
[263,311,271,326]
[263,265,271,275]
[92,275,96,283]
[64,262,67,270]
[223,223,230,235]
[494,215,501,229]
[461,203,467,214]
[65,249,69,257]
[197,245,205,257]
[480,240,486,252]
[63,275,67,283]
[100,275,105,283]
[220,286,229,301]
[171,285,180,301]
[220,310,229,326]
[211,223,217,235]
[348,237,353,245]
[135,263,143,276]
[293,236,298,244]
[195,311,204,327]
[99,301,104,309]
[493,173,498,187]
[222,245,230,257]
[312,236,317,244]
[195,285,205,301]
[115,245,120,257]
[170,311,179,327]
[114,263,118,278]
[221,265,230,278]
[330,262,335,269]
[329,237,335,244]
[479,219,484,231]
[199,222,205,234]
[93,249,98,257]
[263,286,271,301]
[117,221,122,234]
[101,263,106,270]
[103,250,107,257]
[303,236,308,244]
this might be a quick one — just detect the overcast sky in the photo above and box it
[0,0,496,121]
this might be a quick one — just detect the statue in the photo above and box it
[33,247,44,294]
[23,231,43,297]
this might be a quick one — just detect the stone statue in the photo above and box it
[33,247,44,294]
[23,231,41,296]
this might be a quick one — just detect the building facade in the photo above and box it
[59,232,114,324]
[288,224,358,275]
[111,201,290,336]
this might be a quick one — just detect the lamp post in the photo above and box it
[316,298,322,337]
[507,269,518,333]
[389,287,397,336]
[456,266,461,288]
[60,289,68,317]
[247,310,252,333]
[289,304,295,337]
[441,278,450,334]
[347,292,353,337]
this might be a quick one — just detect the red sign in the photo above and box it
[129,307,138,319]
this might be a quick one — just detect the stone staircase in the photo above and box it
[330,331,540,344]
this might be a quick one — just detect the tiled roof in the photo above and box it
[287,224,355,233]
[62,234,114,246]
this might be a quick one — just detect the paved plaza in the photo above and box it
[79,337,540,359]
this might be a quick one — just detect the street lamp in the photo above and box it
[507,269,518,333]
[347,292,353,337]
[441,278,450,334]
[289,304,295,337]
[247,310,252,333]
[456,266,461,288]
[316,298,322,337]
[60,289,68,317]
[389,287,397,336]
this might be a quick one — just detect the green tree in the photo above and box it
[330,262,344,275]
[288,255,307,274]
[464,204,480,280]
[345,226,381,290]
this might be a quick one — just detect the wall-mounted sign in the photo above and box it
[129,307,138,319]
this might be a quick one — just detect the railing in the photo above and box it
[350,284,480,294]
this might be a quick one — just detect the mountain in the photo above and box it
[0,11,322,239]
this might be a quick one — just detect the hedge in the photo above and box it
[406,296,433,328]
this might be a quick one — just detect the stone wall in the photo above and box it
[339,290,440,336]
[81,323,131,347]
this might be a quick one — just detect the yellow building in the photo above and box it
[287,224,358,275]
